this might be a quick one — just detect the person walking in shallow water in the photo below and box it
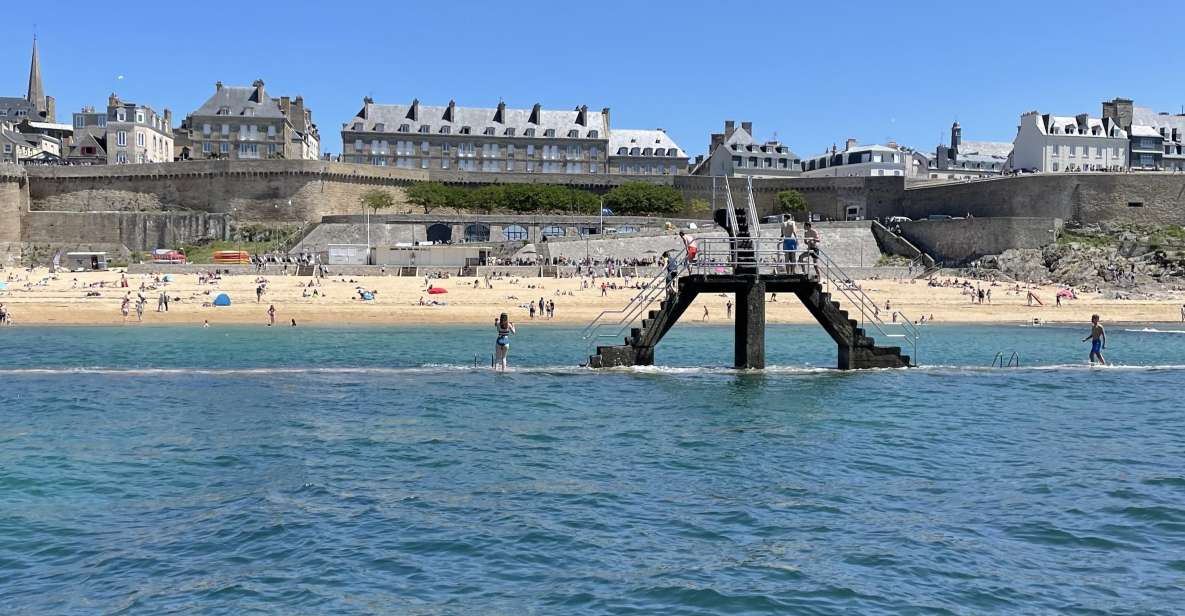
[494,312,516,371]
[267,304,276,326]
[1083,314,1107,365]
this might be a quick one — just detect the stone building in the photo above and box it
[690,120,800,177]
[1102,97,1185,172]
[607,129,688,176]
[180,80,320,161]
[69,95,174,164]
[928,122,1011,180]
[1011,111,1127,173]
[341,98,611,174]
[1,37,55,124]
[801,139,915,178]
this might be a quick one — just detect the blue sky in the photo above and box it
[5,0,1184,157]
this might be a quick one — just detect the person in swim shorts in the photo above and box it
[781,215,799,274]
[1082,314,1106,365]
[494,312,516,371]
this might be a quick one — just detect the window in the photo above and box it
[507,144,515,157]
[619,162,626,173]
[117,109,126,122]
[589,146,599,159]
[268,144,277,155]
[460,126,471,135]
[399,124,410,132]
[483,127,495,135]
[137,133,144,147]
[527,144,535,156]
[527,161,535,172]
[504,128,515,137]
[506,160,514,171]
[268,125,276,137]
[239,143,258,157]
[222,124,230,135]
[541,225,565,238]
[441,158,449,169]
[588,130,598,138]
[74,116,84,128]
[421,141,429,153]
[220,142,229,154]
[202,141,212,153]
[1128,201,1144,208]
[419,125,429,133]
[98,116,106,127]
[733,156,743,167]
[503,224,528,241]
[136,111,144,123]
[422,158,429,169]
[567,129,578,138]
[355,139,363,152]
[116,131,127,146]
[544,129,555,137]
[524,128,535,137]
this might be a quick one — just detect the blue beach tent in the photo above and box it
[212,293,231,306]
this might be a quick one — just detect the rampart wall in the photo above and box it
[897,217,1063,265]
[902,173,1185,225]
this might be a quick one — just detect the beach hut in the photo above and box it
[212,293,232,306]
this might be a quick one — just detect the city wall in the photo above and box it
[902,173,1185,225]
[897,217,1063,265]
[22,211,231,251]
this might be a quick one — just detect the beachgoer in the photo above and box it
[290,318,297,327]
[1082,314,1106,365]
[726,300,733,319]
[0,302,7,325]
[135,299,144,322]
[203,319,210,328]
[256,284,264,302]
[529,303,536,319]
[665,252,680,293]
[802,222,821,279]
[702,305,709,322]
[120,295,130,323]
[679,230,696,274]
[1180,304,1184,322]
[494,312,516,371]
[781,215,799,274]
[267,304,276,326]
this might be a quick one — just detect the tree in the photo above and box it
[776,190,808,219]
[687,198,712,216]
[360,188,397,215]
[602,182,684,215]
[403,182,460,214]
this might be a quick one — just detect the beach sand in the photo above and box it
[1,267,1182,327]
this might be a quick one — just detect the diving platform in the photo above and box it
[582,176,918,371]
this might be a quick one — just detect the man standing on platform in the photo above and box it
[802,222,822,280]
[781,215,799,274]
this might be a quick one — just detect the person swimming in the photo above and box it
[494,312,516,371]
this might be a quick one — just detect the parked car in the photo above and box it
[926,214,953,221]
[886,216,912,224]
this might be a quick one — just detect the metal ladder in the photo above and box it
[991,352,1020,368]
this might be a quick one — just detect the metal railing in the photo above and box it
[991,351,1020,368]
[581,249,686,355]
[814,248,919,364]
[744,176,763,239]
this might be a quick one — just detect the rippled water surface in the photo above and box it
[2,324,1184,614]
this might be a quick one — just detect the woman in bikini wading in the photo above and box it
[494,312,517,371]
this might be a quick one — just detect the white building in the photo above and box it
[800,139,912,177]
[607,128,688,176]
[689,120,800,177]
[70,94,174,164]
[1011,111,1127,173]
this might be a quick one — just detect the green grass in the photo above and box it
[180,241,279,264]
[1056,229,1114,248]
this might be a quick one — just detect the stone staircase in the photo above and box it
[792,280,911,369]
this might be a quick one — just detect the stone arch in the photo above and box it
[464,223,490,242]
[426,223,452,243]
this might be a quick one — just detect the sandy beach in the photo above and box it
[0,267,1182,327]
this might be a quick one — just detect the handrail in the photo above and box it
[991,351,1020,368]
[721,178,741,239]
[814,248,919,365]
[744,176,762,239]
[581,249,685,354]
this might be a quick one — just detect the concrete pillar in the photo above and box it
[734,279,766,369]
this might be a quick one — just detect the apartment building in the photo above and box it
[1102,97,1185,172]
[801,139,912,177]
[68,94,173,164]
[1011,111,1128,173]
[607,129,688,176]
[181,80,319,160]
[690,120,800,177]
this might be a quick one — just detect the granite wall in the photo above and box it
[897,217,1063,265]
[22,211,231,251]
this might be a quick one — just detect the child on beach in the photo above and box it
[1083,314,1106,365]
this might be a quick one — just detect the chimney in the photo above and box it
[576,104,588,127]
[215,80,223,91]
[251,79,265,103]
[164,108,172,127]
[710,133,724,151]
[741,121,753,135]
[407,98,420,121]
[529,103,541,125]
[602,107,611,131]
[845,138,858,151]
[108,92,121,108]
[280,96,291,116]
[724,120,735,134]
[495,100,507,123]
[444,99,456,122]
[45,95,55,124]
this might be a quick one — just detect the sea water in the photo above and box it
[1,324,1184,614]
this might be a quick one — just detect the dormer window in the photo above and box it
[218,106,230,115]
[524,128,536,137]
[439,126,451,135]
[460,126,472,135]
[588,130,599,138]
[617,147,627,155]
[353,122,362,130]
[373,123,385,132]
[504,128,515,136]
[629,147,640,156]
[544,129,555,137]
[398,124,410,132]
[642,147,653,156]
[483,127,495,136]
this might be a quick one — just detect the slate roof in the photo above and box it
[608,129,687,158]
[958,140,1012,158]
[348,100,609,139]
[193,86,286,119]
[0,96,36,119]
[1132,106,1185,131]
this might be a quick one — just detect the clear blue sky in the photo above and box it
[5,0,1184,157]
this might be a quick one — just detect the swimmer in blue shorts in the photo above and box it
[1082,314,1106,365]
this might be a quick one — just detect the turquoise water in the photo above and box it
[2,324,1185,614]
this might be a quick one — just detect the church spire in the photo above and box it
[27,36,46,118]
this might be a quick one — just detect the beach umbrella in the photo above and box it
[0,282,7,290]
[212,293,232,306]
[428,288,448,295]
[163,275,175,282]
[1056,289,1074,299]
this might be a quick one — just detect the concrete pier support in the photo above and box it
[734,279,766,369]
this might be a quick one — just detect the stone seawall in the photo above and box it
[22,211,231,251]
[897,217,1063,265]
[0,164,30,263]
[902,173,1185,225]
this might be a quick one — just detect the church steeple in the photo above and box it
[27,36,47,120]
